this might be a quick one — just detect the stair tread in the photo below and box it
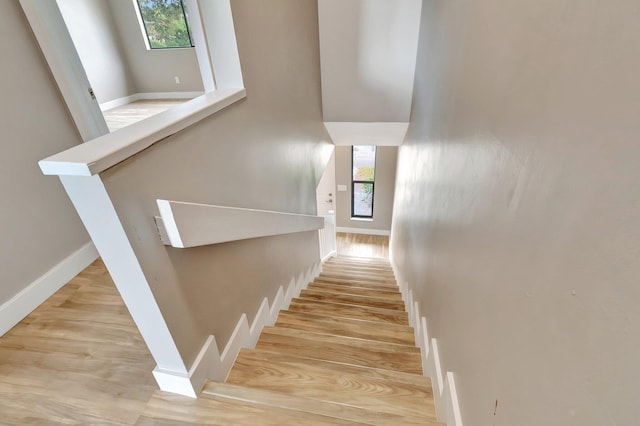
[139,390,363,425]
[307,282,402,301]
[289,298,409,325]
[320,271,396,283]
[298,289,406,311]
[322,265,395,275]
[276,310,415,345]
[227,348,436,420]
[315,276,398,290]
[203,381,441,426]
[257,326,422,374]
[330,256,391,265]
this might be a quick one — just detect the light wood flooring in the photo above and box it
[102,99,188,132]
[336,232,389,260]
[0,234,439,424]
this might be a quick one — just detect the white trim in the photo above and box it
[0,242,98,337]
[99,92,205,112]
[391,259,464,425]
[336,226,390,236]
[444,372,463,426]
[321,250,337,262]
[153,261,322,397]
[324,122,410,147]
[156,200,325,248]
[184,0,216,92]
[39,88,246,177]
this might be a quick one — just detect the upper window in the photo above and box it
[135,0,194,49]
[352,145,376,218]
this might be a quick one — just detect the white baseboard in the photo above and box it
[391,259,463,426]
[321,249,337,262]
[0,241,98,337]
[152,260,322,397]
[100,91,205,111]
[335,226,390,236]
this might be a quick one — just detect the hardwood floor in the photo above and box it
[0,258,158,425]
[0,235,440,424]
[102,99,188,132]
[336,232,390,260]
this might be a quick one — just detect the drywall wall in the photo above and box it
[0,3,89,307]
[336,146,397,232]
[100,0,332,367]
[316,149,335,216]
[57,0,136,104]
[318,0,422,122]
[108,1,203,94]
[391,0,640,424]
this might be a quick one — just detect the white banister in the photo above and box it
[318,214,337,261]
[156,200,325,248]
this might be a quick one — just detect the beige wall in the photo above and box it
[0,3,89,306]
[100,0,332,366]
[335,146,397,232]
[392,0,640,424]
[316,149,336,216]
[108,1,203,94]
[57,0,136,104]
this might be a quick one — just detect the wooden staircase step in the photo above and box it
[202,381,439,426]
[289,298,409,325]
[226,348,436,421]
[327,256,391,267]
[319,271,396,284]
[326,258,393,270]
[315,276,398,291]
[256,326,422,373]
[138,390,363,425]
[322,264,396,277]
[275,310,415,345]
[308,282,403,300]
[298,289,406,311]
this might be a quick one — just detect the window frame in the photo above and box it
[351,145,377,219]
[135,0,195,50]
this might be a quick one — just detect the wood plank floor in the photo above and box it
[102,99,188,132]
[336,232,389,260]
[0,234,437,424]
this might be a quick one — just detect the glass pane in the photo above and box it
[353,183,374,217]
[352,145,376,181]
[137,0,193,48]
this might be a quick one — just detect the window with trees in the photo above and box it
[135,0,194,49]
[352,145,376,218]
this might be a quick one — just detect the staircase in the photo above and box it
[196,256,444,425]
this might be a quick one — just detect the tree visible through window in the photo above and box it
[352,145,376,218]
[136,0,194,49]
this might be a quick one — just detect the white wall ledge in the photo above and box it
[39,88,246,177]
[156,200,325,248]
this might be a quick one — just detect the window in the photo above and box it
[352,145,376,218]
[135,0,194,49]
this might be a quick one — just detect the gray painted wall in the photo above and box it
[108,1,204,94]
[57,0,136,104]
[100,0,332,366]
[392,0,640,424]
[0,3,89,306]
[336,146,397,232]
